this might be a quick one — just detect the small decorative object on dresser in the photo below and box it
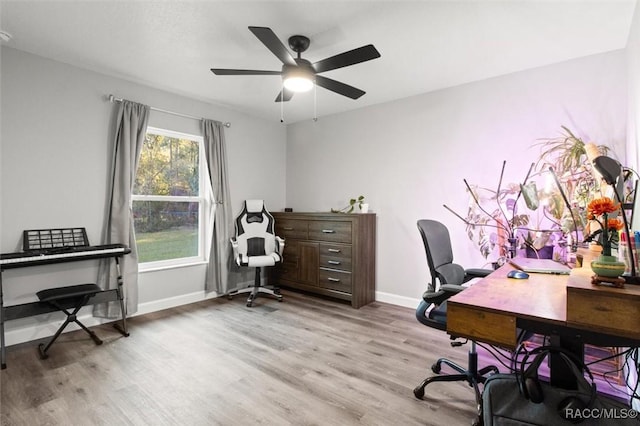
[331,195,365,214]
[271,212,376,308]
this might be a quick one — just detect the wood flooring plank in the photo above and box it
[1,290,480,425]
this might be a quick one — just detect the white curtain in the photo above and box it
[96,100,150,317]
[202,119,235,294]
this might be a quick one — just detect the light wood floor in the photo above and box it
[0,290,482,425]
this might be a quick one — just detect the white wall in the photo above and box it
[628,2,640,231]
[287,50,628,308]
[0,47,286,344]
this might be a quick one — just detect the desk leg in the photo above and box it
[549,335,583,389]
[112,257,129,337]
[1,271,5,369]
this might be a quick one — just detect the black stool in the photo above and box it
[36,283,103,359]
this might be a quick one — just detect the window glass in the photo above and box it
[134,133,199,196]
[133,200,199,263]
[132,128,207,267]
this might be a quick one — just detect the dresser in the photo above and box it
[271,212,376,308]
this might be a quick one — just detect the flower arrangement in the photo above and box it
[585,197,623,256]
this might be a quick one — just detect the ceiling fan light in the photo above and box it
[283,76,314,92]
[282,65,314,92]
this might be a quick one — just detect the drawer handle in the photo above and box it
[328,260,341,265]
[283,227,294,231]
[328,248,341,253]
[328,277,341,282]
[322,229,335,233]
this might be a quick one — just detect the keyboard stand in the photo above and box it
[0,247,130,369]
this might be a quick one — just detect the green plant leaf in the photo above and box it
[520,182,539,210]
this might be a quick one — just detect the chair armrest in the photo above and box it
[422,284,464,305]
[465,268,493,278]
[440,284,466,293]
[275,236,285,256]
[422,289,449,305]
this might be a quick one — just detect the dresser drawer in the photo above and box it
[319,268,352,293]
[276,219,308,240]
[319,243,352,271]
[309,221,352,243]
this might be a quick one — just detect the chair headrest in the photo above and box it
[245,200,264,213]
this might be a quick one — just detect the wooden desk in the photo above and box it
[566,266,640,340]
[447,260,640,386]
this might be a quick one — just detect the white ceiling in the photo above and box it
[1,0,637,124]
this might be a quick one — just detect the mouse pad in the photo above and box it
[508,257,571,275]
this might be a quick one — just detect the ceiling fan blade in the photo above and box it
[211,68,281,76]
[275,88,294,102]
[248,26,297,66]
[313,45,381,73]
[315,75,365,99]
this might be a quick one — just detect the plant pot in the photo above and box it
[590,254,626,278]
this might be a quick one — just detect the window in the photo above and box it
[132,127,209,268]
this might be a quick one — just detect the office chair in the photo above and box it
[229,200,285,307]
[413,219,498,410]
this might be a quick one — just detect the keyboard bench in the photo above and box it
[36,283,104,359]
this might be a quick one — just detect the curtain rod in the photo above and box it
[107,95,231,128]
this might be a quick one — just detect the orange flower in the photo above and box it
[587,197,620,218]
[607,218,624,231]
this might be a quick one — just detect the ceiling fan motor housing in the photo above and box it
[288,35,310,54]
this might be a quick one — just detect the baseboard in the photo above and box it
[2,280,268,348]
[134,290,219,316]
[4,290,221,348]
[375,291,420,309]
[6,285,410,347]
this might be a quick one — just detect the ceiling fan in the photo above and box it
[211,26,381,102]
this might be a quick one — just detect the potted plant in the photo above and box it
[445,162,534,261]
[331,195,366,213]
[534,126,610,209]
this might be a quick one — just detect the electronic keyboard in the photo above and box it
[0,244,130,269]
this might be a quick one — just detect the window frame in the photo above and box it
[132,126,211,271]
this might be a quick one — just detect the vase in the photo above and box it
[590,254,626,278]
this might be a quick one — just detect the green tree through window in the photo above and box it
[132,128,207,265]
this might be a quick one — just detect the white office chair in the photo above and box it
[229,200,285,307]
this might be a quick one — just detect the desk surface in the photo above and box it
[449,265,568,325]
[447,256,640,349]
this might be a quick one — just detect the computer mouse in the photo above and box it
[507,270,529,279]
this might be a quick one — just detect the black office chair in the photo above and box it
[229,200,285,307]
[413,219,498,410]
